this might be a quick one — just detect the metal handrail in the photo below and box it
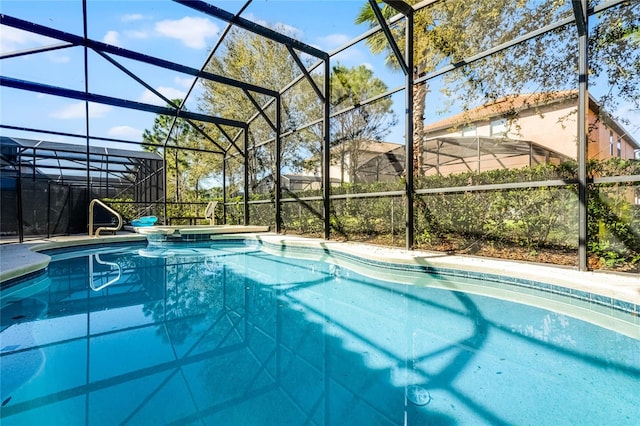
[89,198,123,237]
[89,253,121,291]
[204,201,218,225]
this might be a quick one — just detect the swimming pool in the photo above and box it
[1,240,638,425]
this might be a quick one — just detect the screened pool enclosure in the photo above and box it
[1,0,639,273]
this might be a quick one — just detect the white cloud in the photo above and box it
[242,13,267,26]
[0,26,57,53]
[272,23,302,38]
[122,13,145,22]
[103,30,121,46]
[139,87,187,106]
[316,33,351,51]
[174,76,195,88]
[47,53,70,63]
[125,30,149,40]
[332,48,370,67]
[242,13,302,37]
[155,17,219,49]
[1,27,71,64]
[51,102,112,119]
[108,125,143,139]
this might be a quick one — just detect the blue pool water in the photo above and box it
[1,241,639,425]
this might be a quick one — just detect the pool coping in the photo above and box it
[1,232,639,316]
[0,226,269,283]
[131,224,270,236]
[0,234,147,284]
[232,234,640,316]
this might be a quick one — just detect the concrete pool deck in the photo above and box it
[0,233,147,283]
[1,232,639,310]
[251,234,640,309]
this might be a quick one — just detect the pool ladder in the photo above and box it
[89,253,121,291]
[89,199,123,237]
[204,201,218,225]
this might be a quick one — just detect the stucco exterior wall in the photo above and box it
[425,97,638,162]
[587,109,637,160]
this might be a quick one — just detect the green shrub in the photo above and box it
[285,159,638,268]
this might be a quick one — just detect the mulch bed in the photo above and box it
[322,233,639,273]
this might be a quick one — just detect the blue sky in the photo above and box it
[1,0,638,151]
[0,0,407,150]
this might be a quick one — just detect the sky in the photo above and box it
[0,0,407,151]
[1,0,638,153]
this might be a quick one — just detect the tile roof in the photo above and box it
[424,91,577,133]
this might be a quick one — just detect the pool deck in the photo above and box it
[0,233,147,283]
[1,232,639,308]
[253,235,640,307]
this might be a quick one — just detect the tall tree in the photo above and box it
[589,3,640,126]
[142,100,217,203]
[330,64,397,183]
[200,26,319,194]
[356,0,639,174]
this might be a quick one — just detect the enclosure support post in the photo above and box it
[163,148,168,225]
[222,155,227,225]
[82,0,91,235]
[573,0,589,271]
[47,181,51,238]
[405,11,415,250]
[435,141,439,176]
[32,148,37,181]
[156,159,162,216]
[275,95,282,233]
[376,0,415,249]
[323,55,331,240]
[174,149,179,203]
[105,154,109,198]
[17,152,24,243]
[477,136,481,173]
[243,128,249,226]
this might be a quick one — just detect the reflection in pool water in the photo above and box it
[1,241,639,425]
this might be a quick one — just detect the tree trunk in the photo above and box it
[413,79,428,176]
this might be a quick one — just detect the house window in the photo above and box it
[461,125,477,137]
[609,131,614,156]
[490,118,507,136]
[617,140,621,157]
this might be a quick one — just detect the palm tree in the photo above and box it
[355,0,571,175]
[356,1,427,175]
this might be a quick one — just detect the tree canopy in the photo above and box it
[329,64,397,183]
[142,99,220,202]
[199,26,319,194]
[356,0,640,174]
[198,26,397,191]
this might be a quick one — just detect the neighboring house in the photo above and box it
[308,141,405,184]
[253,141,404,194]
[587,98,640,160]
[253,173,340,194]
[352,141,405,183]
[334,141,404,184]
[286,91,638,186]
[420,91,640,176]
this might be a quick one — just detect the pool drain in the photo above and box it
[406,385,431,406]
